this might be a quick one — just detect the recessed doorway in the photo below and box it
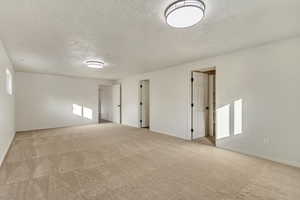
[98,86,113,124]
[190,69,216,146]
[139,80,150,128]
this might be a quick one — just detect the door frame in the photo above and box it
[190,68,216,142]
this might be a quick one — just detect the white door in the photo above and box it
[112,84,121,124]
[140,80,150,128]
[193,72,209,139]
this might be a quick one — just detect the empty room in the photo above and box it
[1,0,300,199]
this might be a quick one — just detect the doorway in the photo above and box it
[98,86,113,123]
[112,84,122,124]
[139,80,150,128]
[191,70,216,146]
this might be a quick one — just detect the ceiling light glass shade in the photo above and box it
[165,0,205,28]
[84,60,104,69]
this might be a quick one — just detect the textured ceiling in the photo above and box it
[0,0,300,80]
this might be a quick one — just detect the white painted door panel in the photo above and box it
[112,84,121,123]
[140,80,149,127]
[193,72,209,139]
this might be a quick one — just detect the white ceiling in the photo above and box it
[0,0,299,80]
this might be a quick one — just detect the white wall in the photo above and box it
[0,41,15,165]
[121,66,189,139]
[120,36,300,167]
[16,72,114,131]
[99,85,113,121]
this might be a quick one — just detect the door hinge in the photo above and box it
[140,120,142,123]
[140,85,143,88]
[191,129,194,132]
[191,103,194,107]
[191,77,194,82]
[140,102,143,106]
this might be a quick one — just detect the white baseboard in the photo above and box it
[217,146,300,169]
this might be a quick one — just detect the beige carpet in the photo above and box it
[193,136,215,146]
[0,123,300,200]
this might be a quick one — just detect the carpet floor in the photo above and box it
[0,123,300,200]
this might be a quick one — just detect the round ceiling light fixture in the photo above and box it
[84,60,105,69]
[165,0,205,28]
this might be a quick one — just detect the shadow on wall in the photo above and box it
[216,99,243,140]
[72,104,93,120]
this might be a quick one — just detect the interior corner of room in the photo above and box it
[0,40,15,165]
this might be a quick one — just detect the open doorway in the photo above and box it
[98,86,113,123]
[139,80,150,128]
[190,69,216,146]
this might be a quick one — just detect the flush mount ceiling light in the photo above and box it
[165,0,205,28]
[84,60,104,69]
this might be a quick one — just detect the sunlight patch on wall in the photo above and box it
[234,99,243,135]
[72,104,82,116]
[216,104,230,139]
[83,107,93,120]
[5,68,13,95]
[73,104,93,120]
